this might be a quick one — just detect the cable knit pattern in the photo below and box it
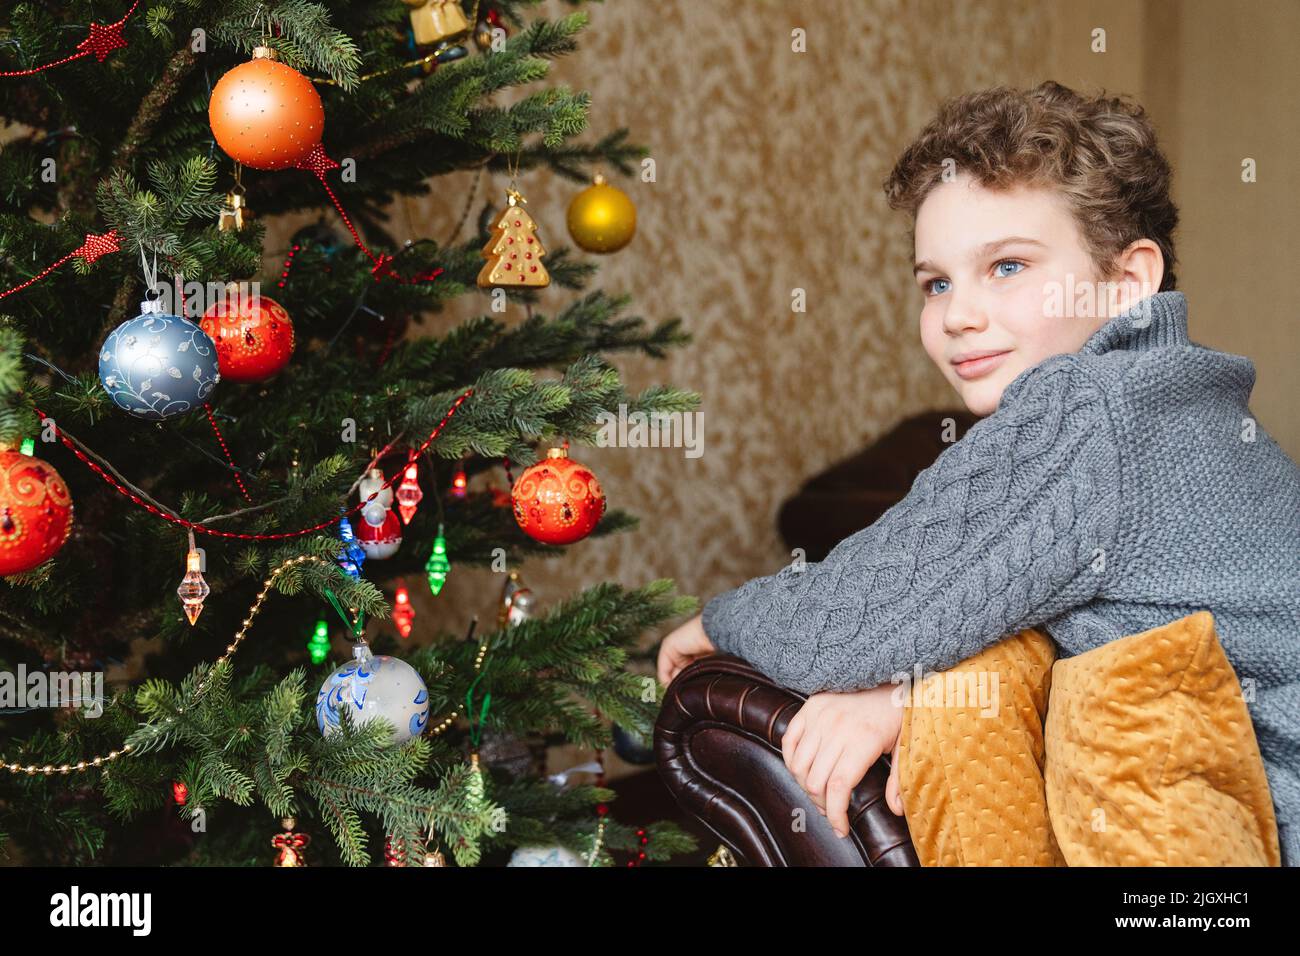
[701,290,1300,866]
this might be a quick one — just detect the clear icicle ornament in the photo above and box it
[177,533,210,625]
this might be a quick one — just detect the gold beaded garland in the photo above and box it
[2,552,493,775]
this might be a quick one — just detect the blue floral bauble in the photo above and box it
[98,306,220,420]
[316,647,429,745]
[507,845,584,867]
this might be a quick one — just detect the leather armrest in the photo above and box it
[654,653,919,866]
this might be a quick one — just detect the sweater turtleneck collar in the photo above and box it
[1078,290,1189,356]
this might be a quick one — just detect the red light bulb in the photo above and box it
[396,458,423,524]
[392,581,415,638]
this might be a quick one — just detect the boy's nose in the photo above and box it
[942,299,990,335]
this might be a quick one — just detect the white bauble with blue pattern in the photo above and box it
[316,645,429,744]
[507,845,585,867]
[98,300,220,420]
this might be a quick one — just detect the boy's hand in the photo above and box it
[782,683,906,838]
[656,612,716,687]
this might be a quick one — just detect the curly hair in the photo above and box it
[882,81,1179,291]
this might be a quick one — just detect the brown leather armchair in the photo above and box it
[654,411,974,866]
[655,652,919,866]
[778,409,977,561]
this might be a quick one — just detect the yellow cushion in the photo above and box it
[897,611,1281,866]
[897,626,1066,865]
[1044,610,1280,866]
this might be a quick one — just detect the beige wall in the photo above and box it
[267,1,1297,779]
[369,0,1057,778]
[1050,0,1299,458]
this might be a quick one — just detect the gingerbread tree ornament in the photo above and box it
[477,187,551,288]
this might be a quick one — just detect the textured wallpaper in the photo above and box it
[266,0,1055,776]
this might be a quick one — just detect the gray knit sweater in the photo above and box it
[701,290,1300,866]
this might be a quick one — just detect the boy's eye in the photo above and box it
[923,260,1023,295]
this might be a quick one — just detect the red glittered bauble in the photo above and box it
[208,48,324,171]
[511,447,605,545]
[201,294,295,382]
[0,450,74,576]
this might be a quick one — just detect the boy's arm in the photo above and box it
[701,356,1124,695]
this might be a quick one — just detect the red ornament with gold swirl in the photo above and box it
[0,449,74,576]
[510,447,605,545]
[200,293,295,382]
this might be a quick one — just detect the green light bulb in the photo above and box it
[19,438,34,456]
[425,524,450,596]
[307,619,330,664]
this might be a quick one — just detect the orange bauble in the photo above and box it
[511,447,605,545]
[201,293,295,382]
[0,450,74,576]
[208,47,324,171]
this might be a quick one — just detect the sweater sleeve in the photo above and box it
[700,356,1124,695]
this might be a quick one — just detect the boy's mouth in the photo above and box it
[950,349,1012,380]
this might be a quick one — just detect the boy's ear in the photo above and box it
[1107,239,1165,314]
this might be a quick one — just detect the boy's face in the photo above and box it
[912,172,1114,416]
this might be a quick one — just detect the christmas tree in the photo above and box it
[0,0,700,866]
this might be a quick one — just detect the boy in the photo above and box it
[657,81,1299,866]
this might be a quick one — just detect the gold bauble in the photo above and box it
[566,173,636,254]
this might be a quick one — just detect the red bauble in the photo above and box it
[201,294,295,382]
[511,448,605,545]
[208,48,324,171]
[0,450,74,576]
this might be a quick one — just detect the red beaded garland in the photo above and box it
[510,448,605,545]
[0,2,136,76]
[0,450,74,576]
[202,403,253,502]
[200,294,295,382]
[26,389,473,542]
[0,230,120,303]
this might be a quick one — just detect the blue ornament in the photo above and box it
[434,44,468,64]
[336,512,366,578]
[612,723,656,766]
[98,301,220,420]
[290,221,343,260]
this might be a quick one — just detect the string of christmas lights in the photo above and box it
[2,561,494,776]
[0,553,321,775]
[26,386,473,540]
